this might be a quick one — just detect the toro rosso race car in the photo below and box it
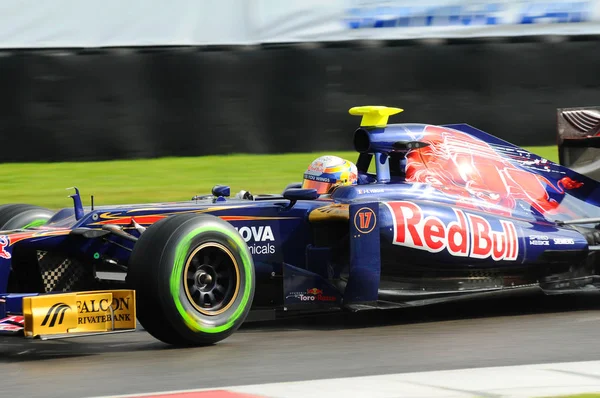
[2,105,600,346]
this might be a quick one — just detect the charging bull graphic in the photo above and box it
[405,125,583,217]
[0,236,11,259]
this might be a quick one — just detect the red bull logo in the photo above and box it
[287,288,336,302]
[0,236,10,260]
[385,201,519,261]
[308,161,325,173]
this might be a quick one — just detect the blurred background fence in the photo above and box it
[1,0,600,162]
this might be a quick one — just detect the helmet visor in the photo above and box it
[302,179,334,195]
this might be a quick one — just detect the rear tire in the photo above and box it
[0,204,54,230]
[127,213,255,346]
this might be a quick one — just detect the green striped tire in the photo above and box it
[127,213,255,346]
[0,204,54,230]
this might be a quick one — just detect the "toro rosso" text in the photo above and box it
[384,201,519,261]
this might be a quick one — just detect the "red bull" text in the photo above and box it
[385,201,519,261]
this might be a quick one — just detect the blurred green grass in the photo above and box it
[0,146,558,210]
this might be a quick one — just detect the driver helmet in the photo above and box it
[302,155,358,195]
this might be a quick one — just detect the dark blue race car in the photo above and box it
[2,105,600,346]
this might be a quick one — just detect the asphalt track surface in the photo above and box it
[3,293,600,398]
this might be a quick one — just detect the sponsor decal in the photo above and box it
[23,295,78,336]
[553,238,575,245]
[0,235,10,259]
[76,296,132,325]
[303,174,333,183]
[235,225,276,255]
[36,298,133,328]
[77,314,131,325]
[357,188,385,194]
[287,288,337,302]
[385,201,519,261]
[529,234,549,246]
[308,161,325,173]
[41,302,71,327]
[354,207,377,234]
[306,156,340,176]
[23,290,135,336]
[528,235,576,246]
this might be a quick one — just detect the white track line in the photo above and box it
[91,360,600,398]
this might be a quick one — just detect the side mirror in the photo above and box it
[281,188,318,210]
[211,185,230,197]
[283,188,319,201]
[281,182,302,194]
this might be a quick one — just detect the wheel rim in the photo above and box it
[183,242,240,315]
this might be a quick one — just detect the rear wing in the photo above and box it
[557,106,600,181]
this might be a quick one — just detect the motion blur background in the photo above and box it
[0,0,598,163]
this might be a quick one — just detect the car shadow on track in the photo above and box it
[2,292,599,362]
[240,292,600,332]
[0,331,167,363]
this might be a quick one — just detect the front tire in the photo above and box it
[128,213,255,346]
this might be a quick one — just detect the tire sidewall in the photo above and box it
[2,209,54,230]
[0,205,54,230]
[158,216,255,341]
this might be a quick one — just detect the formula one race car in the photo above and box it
[2,105,600,346]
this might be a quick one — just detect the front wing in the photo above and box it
[0,289,136,339]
